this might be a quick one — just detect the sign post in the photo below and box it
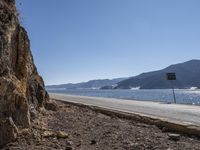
[166,73,177,104]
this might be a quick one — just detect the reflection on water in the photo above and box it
[48,89,200,105]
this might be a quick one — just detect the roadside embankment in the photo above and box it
[3,100,200,150]
[51,93,200,137]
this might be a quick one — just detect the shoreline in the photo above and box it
[49,91,200,106]
[47,89,200,106]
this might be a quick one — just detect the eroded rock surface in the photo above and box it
[0,0,49,147]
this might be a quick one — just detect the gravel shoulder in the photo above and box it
[2,100,200,150]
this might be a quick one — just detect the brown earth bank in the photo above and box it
[0,0,49,147]
[2,100,200,150]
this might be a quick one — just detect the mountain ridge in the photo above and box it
[46,78,127,90]
[116,59,200,89]
[47,59,200,90]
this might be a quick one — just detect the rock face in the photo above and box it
[0,0,49,147]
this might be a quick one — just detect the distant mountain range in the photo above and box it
[46,59,200,90]
[116,59,200,89]
[46,78,127,90]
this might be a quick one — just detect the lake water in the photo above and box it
[48,89,200,105]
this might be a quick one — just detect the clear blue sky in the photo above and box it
[16,0,200,85]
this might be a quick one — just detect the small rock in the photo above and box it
[20,128,29,136]
[43,131,55,138]
[66,146,73,150]
[76,143,81,147]
[45,101,58,111]
[90,140,97,145]
[66,141,73,150]
[168,133,180,141]
[161,127,170,132]
[30,106,38,120]
[57,131,68,139]
[130,143,143,149]
[0,116,18,147]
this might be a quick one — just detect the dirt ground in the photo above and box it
[2,100,200,150]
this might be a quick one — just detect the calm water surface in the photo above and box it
[48,89,200,105]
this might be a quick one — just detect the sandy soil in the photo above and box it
[2,100,200,150]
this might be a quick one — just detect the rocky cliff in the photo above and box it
[0,0,49,147]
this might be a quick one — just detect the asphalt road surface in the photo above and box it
[50,93,200,126]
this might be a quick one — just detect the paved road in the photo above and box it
[50,93,200,126]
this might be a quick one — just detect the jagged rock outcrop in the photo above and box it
[0,0,49,147]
